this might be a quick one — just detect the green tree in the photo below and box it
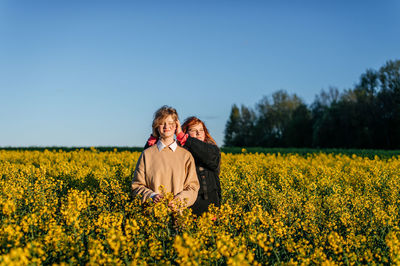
[224,104,257,147]
[311,87,340,147]
[376,60,400,148]
[255,90,303,147]
[312,60,400,149]
[284,104,313,147]
[224,59,400,149]
[224,104,241,146]
[238,105,256,146]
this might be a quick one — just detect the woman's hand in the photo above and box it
[175,120,183,135]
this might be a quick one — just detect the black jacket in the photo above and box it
[183,136,221,203]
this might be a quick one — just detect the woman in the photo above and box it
[145,116,221,216]
[132,106,200,208]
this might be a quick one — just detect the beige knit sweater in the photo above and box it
[132,144,200,207]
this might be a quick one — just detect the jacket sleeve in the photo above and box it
[183,136,221,172]
[144,134,157,149]
[131,152,154,203]
[174,153,200,207]
[216,172,222,202]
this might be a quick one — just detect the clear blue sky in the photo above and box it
[1,0,399,147]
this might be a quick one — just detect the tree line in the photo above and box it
[224,59,400,149]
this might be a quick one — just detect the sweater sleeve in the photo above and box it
[184,136,220,172]
[131,152,155,203]
[144,134,157,149]
[176,131,188,146]
[174,153,200,207]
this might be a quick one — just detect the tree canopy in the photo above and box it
[224,59,400,149]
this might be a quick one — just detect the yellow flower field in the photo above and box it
[1,149,400,265]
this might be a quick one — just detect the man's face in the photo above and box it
[158,115,176,138]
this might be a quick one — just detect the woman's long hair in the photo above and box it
[182,116,217,145]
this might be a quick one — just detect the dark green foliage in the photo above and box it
[224,104,256,147]
[224,104,241,146]
[1,147,399,159]
[220,147,400,159]
[224,59,400,149]
[0,146,144,152]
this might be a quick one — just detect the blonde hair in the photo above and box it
[152,105,179,138]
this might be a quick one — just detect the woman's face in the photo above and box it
[188,123,205,142]
[158,115,176,139]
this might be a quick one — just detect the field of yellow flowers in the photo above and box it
[1,149,400,265]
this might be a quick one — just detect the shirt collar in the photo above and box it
[156,139,177,152]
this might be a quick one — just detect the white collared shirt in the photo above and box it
[156,139,178,152]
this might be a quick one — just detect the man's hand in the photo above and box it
[168,199,177,212]
[168,196,183,212]
[152,194,163,203]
